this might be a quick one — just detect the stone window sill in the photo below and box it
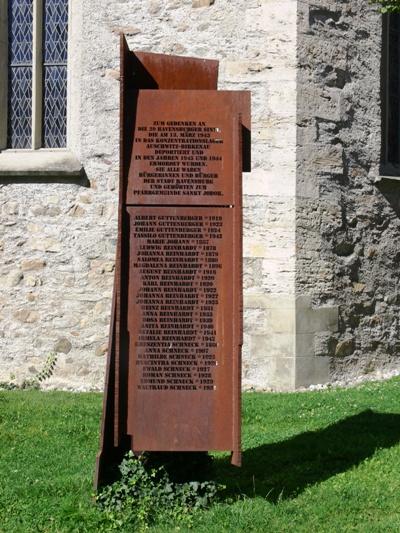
[375,175,400,183]
[0,149,83,178]
[376,163,400,183]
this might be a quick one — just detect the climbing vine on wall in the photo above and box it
[371,0,400,13]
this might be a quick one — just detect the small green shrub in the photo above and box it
[0,381,19,390]
[21,352,58,389]
[95,451,224,530]
[0,353,58,391]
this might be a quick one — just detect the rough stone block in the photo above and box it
[314,332,338,357]
[95,343,108,357]
[312,145,344,175]
[20,259,46,271]
[192,0,214,7]
[0,270,23,288]
[54,338,72,354]
[335,338,355,358]
[29,237,61,253]
[13,309,39,324]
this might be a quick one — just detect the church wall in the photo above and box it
[296,0,400,385]
[0,0,298,390]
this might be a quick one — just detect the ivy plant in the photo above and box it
[95,452,224,530]
[371,0,400,13]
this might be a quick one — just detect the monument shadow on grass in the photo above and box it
[212,410,400,502]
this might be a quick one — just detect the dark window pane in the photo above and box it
[43,0,68,148]
[8,0,33,65]
[42,65,67,148]
[387,15,400,164]
[43,0,68,64]
[8,67,33,149]
[7,0,33,149]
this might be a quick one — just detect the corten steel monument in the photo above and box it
[95,35,250,488]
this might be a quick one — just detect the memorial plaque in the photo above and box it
[127,91,240,206]
[125,89,245,457]
[127,207,235,450]
[95,34,250,489]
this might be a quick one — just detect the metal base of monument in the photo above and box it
[96,450,213,490]
[136,452,213,483]
[94,35,250,489]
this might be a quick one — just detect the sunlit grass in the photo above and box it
[1,378,400,531]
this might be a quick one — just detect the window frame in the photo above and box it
[381,13,400,178]
[0,0,82,177]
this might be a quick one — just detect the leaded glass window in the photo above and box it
[6,0,68,150]
[43,0,68,148]
[7,0,33,149]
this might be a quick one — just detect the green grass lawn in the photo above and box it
[1,378,400,532]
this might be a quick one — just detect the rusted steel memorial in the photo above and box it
[95,35,250,488]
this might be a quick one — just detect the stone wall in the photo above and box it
[3,0,393,392]
[0,0,298,391]
[296,0,400,384]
